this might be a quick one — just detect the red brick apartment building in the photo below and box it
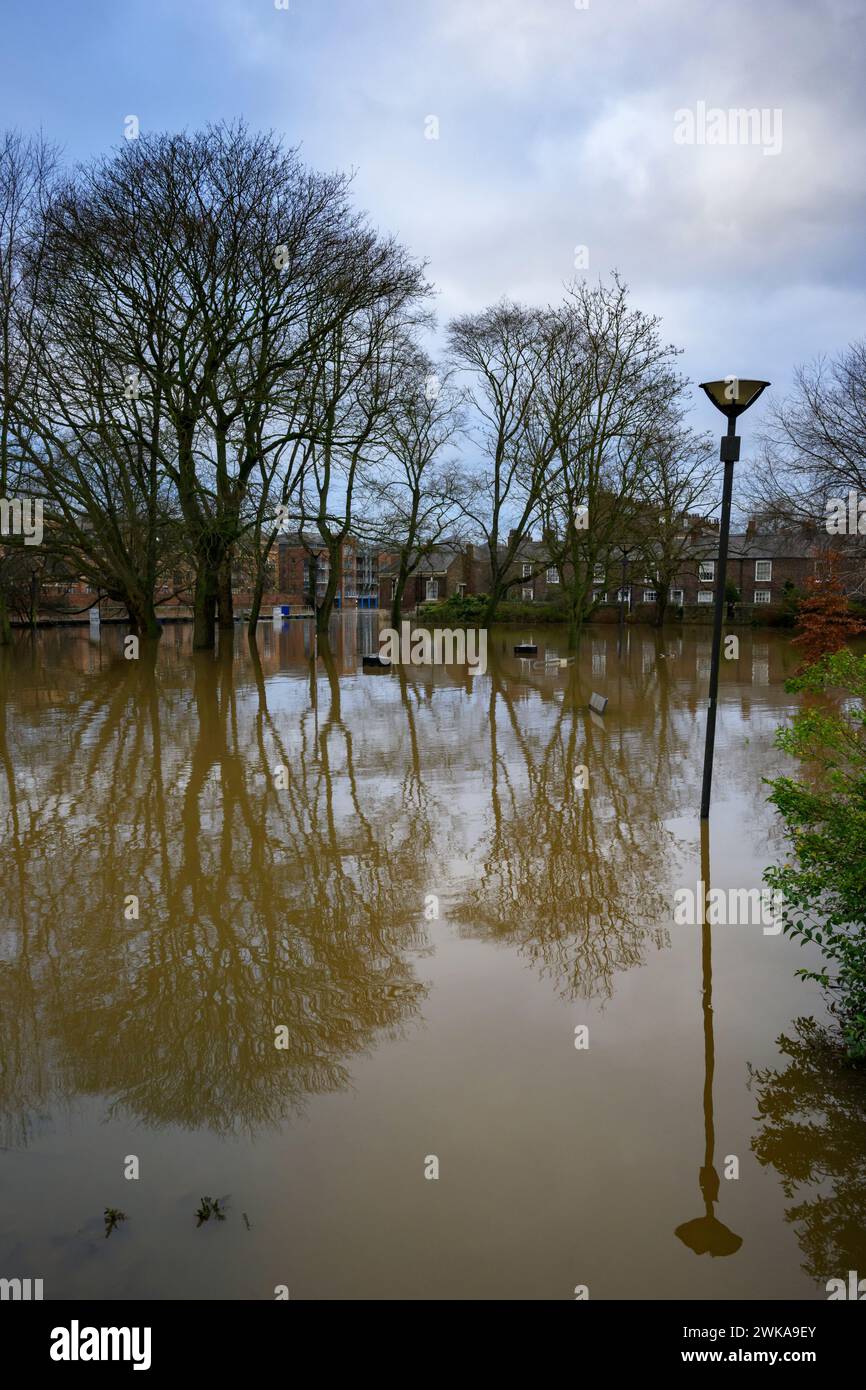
[276,533,381,610]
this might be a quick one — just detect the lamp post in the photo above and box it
[698,378,769,820]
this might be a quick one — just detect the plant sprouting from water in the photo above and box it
[104,1207,127,1238]
[196,1196,226,1226]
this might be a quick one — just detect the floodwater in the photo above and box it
[1,617,864,1301]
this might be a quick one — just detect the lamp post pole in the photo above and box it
[699,413,738,819]
[697,378,769,819]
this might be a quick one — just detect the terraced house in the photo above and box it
[378,525,865,624]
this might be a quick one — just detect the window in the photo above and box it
[593,565,604,582]
[699,561,715,582]
[643,590,657,603]
[594,590,607,604]
[426,579,439,600]
[522,562,532,578]
[522,587,534,602]
[671,589,684,606]
[546,568,559,584]
[457,583,467,597]
[697,591,714,604]
[753,589,771,604]
[755,560,772,582]
[391,578,397,599]
[616,589,630,605]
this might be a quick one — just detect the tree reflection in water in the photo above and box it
[453,638,685,1001]
[0,632,429,1142]
[749,1019,866,1287]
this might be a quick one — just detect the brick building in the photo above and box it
[277,533,381,610]
[378,543,485,610]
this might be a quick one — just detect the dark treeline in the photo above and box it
[1,124,864,650]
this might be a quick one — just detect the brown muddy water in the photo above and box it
[1,617,864,1300]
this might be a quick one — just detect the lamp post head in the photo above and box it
[699,378,770,420]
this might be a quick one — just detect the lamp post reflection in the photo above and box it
[675,820,743,1259]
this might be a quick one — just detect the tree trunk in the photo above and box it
[0,589,11,646]
[127,594,162,640]
[315,546,341,636]
[482,580,506,628]
[655,583,669,629]
[217,552,234,630]
[193,566,218,650]
[390,555,411,628]
[248,574,264,641]
[28,571,38,629]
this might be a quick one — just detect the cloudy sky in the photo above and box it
[4,0,864,435]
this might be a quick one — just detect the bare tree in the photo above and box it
[22,123,425,649]
[0,131,57,643]
[750,345,866,591]
[538,274,686,645]
[13,208,178,636]
[362,350,466,627]
[634,418,717,626]
[293,290,427,637]
[448,301,556,625]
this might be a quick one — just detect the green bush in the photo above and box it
[416,592,568,625]
[494,598,569,624]
[416,593,488,624]
[764,649,866,1059]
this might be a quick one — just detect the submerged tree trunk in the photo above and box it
[481,576,508,628]
[565,554,592,650]
[655,582,669,629]
[248,576,264,643]
[315,541,341,637]
[126,593,161,640]
[193,566,218,650]
[217,552,234,630]
[248,530,279,642]
[390,553,411,629]
[0,589,11,645]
